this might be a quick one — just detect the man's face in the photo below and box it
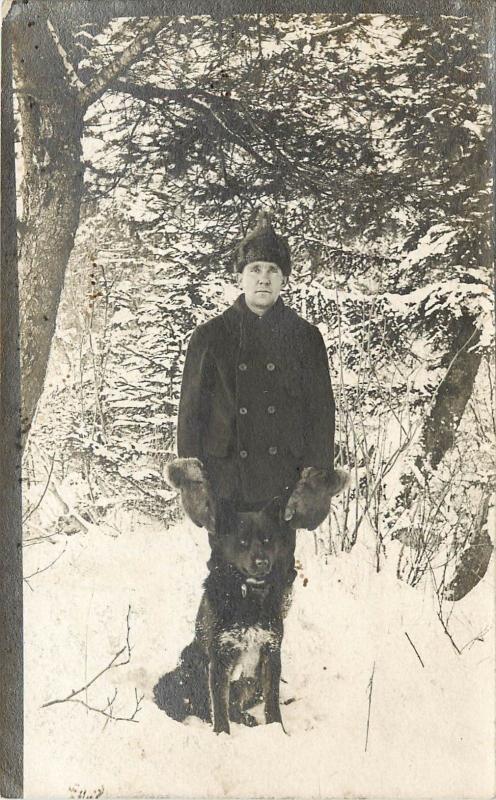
[239,261,286,315]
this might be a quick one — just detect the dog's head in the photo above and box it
[215,499,289,582]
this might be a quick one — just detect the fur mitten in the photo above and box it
[284,467,349,530]
[165,458,216,531]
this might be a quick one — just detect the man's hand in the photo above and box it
[165,458,216,532]
[284,467,349,530]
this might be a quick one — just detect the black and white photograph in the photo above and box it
[1,1,494,797]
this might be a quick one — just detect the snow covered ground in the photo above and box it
[23,500,494,799]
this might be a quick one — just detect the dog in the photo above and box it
[156,458,348,733]
[196,499,294,734]
[154,499,294,733]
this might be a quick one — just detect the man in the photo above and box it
[159,213,346,729]
[174,210,339,538]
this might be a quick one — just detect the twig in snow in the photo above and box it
[23,531,61,546]
[63,687,144,728]
[405,631,425,668]
[428,562,462,655]
[365,661,375,752]
[42,605,134,708]
[23,544,67,591]
[437,611,462,655]
[101,687,119,729]
[22,451,56,523]
[460,625,491,652]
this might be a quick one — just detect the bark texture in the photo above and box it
[420,313,482,470]
[12,10,167,443]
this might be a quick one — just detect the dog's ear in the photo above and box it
[284,467,349,530]
[165,458,216,531]
[215,500,237,537]
[263,496,285,524]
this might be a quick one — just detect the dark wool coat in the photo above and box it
[177,294,335,507]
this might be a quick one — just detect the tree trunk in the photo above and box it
[419,313,482,470]
[13,14,85,442]
[17,94,84,441]
[397,313,490,598]
[12,11,168,443]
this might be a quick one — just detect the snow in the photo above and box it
[24,505,495,798]
[399,226,458,268]
[463,119,485,140]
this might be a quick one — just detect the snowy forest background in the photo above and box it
[12,8,495,798]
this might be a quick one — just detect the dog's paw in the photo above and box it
[242,711,259,727]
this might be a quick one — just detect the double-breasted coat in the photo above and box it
[177,294,335,508]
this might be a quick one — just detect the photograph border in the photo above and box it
[1,1,494,796]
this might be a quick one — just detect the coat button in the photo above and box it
[267,405,276,414]
[239,450,248,459]
[239,407,248,415]
[266,362,275,371]
[268,446,278,456]
[238,362,247,371]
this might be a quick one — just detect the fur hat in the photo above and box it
[234,210,291,276]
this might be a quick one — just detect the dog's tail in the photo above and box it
[153,640,210,722]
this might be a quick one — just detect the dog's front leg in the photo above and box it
[209,658,231,734]
[261,646,284,729]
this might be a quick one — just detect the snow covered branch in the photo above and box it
[113,79,275,171]
[79,18,168,109]
[46,18,85,91]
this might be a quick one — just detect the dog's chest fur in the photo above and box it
[219,625,277,680]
